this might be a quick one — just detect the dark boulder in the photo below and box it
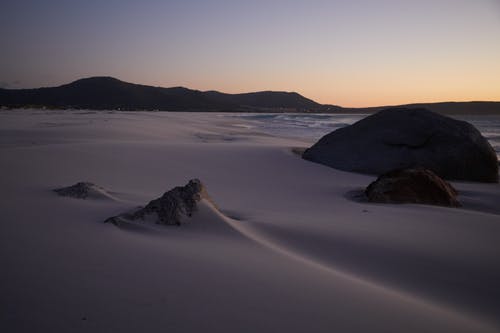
[303,108,498,182]
[365,168,460,207]
[105,179,209,226]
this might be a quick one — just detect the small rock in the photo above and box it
[365,168,460,207]
[54,182,106,199]
[105,179,209,226]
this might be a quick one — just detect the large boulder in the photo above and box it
[365,168,460,207]
[303,108,498,183]
[105,179,210,226]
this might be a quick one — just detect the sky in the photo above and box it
[1,0,499,107]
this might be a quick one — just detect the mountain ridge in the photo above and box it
[1,76,499,114]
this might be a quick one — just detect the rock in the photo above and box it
[365,168,460,207]
[303,108,499,183]
[54,182,113,200]
[105,179,209,226]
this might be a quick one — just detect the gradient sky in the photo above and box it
[1,0,499,107]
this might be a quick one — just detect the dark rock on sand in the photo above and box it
[303,108,499,183]
[54,182,113,200]
[365,168,460,207]
[105,179,209,226]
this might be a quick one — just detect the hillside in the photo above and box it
[0,77,323,112]
[344,101,500,115]
[1,77,499,114]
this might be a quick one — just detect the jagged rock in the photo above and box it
[54,182,113,200]
[365,168,460,207]
[105,179,209,226]
[303,108,499,183]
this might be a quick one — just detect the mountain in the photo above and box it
[0,77,326,112]
[0,77,227,111]
[1,76,499,114]
[204,90,322,110]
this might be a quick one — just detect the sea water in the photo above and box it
[227,113,500,159]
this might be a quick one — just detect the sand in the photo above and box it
[1,110,499,332]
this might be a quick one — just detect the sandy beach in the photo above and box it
[1,110,499,332]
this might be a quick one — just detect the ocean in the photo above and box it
[227,113,500,159]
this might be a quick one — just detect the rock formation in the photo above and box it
[54,182,113,200]
[105,179,209,226]
[365,168,460,207]
[303,108,499,183]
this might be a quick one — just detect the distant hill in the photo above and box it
[1,76,499,114]
[0,77,325,112]
[0,77,227,111]
[343,101,500,116]
[204,90,322,110]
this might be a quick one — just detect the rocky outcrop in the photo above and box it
[105,179,209,226]
[54,182,114,200]
[303,108,499,183]
[365,168,460,207]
